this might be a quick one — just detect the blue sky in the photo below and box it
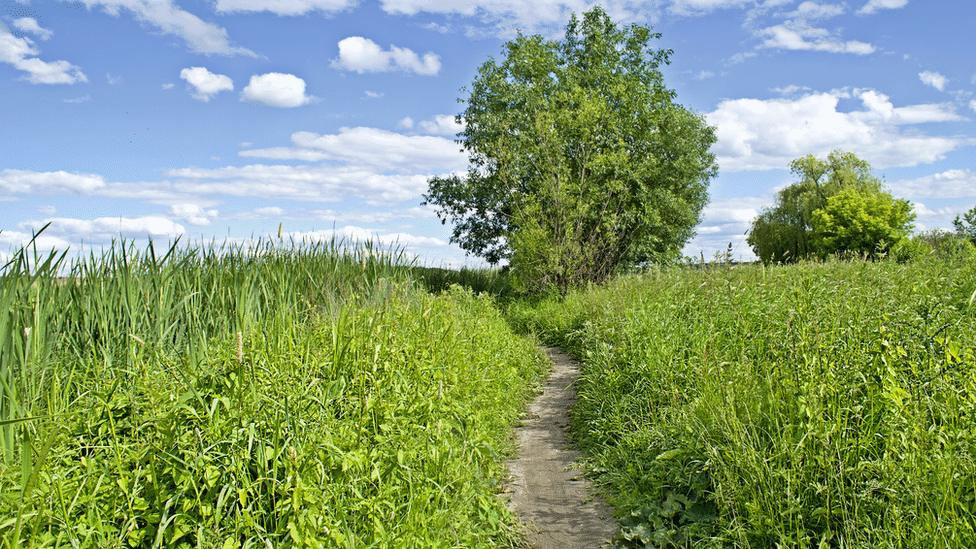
[1,0,974,264]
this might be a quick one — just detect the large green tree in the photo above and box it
[747,151,915,262]
[424,7,717,294]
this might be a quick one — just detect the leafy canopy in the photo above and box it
[747,151,915,262]
[424,7,717,293]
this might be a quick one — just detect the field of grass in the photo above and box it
[510,258,976,546]
[0,239,544,547]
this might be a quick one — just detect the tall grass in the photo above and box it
[511,258,976,546]
[0,235,544,546]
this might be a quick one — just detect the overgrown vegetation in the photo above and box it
[0,237,544,547]
[426,7,716,295]
[511,258,976,546]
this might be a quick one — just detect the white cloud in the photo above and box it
[670,0,750,16]
[417,114,463,136]
[771,84,812,95]
[970,99,976,113]
[0,169,106,193]
[918,71,947,92]
[758,21,875,54]
[380,0,666,35]
[180,66,234,101]
[890,170,976,200]
[288,225,447,248]
[912,202,966,228]
[707,89,964,171]
[170,203,219,225]
[701,196,770,225]
[0,23,87,84]
[63,94,92,104]
[164,164,433,203]
[240,127,465,172]
[214,0,357,15]
[19,216,186,242]
[422,22,450,33]
[364,90,383,98]
[253,206,284,216]
[241,72,311,108]
[315,205,437,224]
[0,230,73,254]
[398,116,415,129]
[686,195,772,260]
[333,36,441,76]
[858,0,908,15]
[162,82,175,90]
[790,1,844,20]
[12,17,53,40]
[78,0,253,56]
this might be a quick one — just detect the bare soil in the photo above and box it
[505,346,616,548]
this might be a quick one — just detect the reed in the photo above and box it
[0,233,544,547]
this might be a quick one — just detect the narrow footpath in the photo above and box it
[505,346,616,548]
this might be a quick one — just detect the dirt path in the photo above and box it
[505,346,616,548]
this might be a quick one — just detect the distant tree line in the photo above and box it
[747,150,975,263]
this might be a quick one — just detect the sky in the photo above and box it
[1,0,974,265]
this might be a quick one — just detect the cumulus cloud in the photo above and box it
[164,164,434,203]
[78,0,253,56]
[707,89,964,171]
[333,36,441,75]
[239,127,465,172]
[0,23,87,84]
[889,170,976,200]
[918,71,947,92]
[758,21,875,54]
[180,66,234,101]
[398,116,414,129]
[684,195,771,260]
[241,72,311,108]
[858,0,908,15]
[18,216,186,243]
[214,0,357,15]
[170,203,219,225]
[0,169,106,193]
[789,1,844,20]
[12,17,53,40]
[418,114,463,136]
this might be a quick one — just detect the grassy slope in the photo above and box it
[510,259,976,547]
[0,243,544,547]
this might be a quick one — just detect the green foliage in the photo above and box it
[811,186,915,257]
[425,7,717,294]
[954,205,976,244]
[889,230,976,263]
[511,259,976,546]
[0,239,544,547]
[747,151,915,262]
